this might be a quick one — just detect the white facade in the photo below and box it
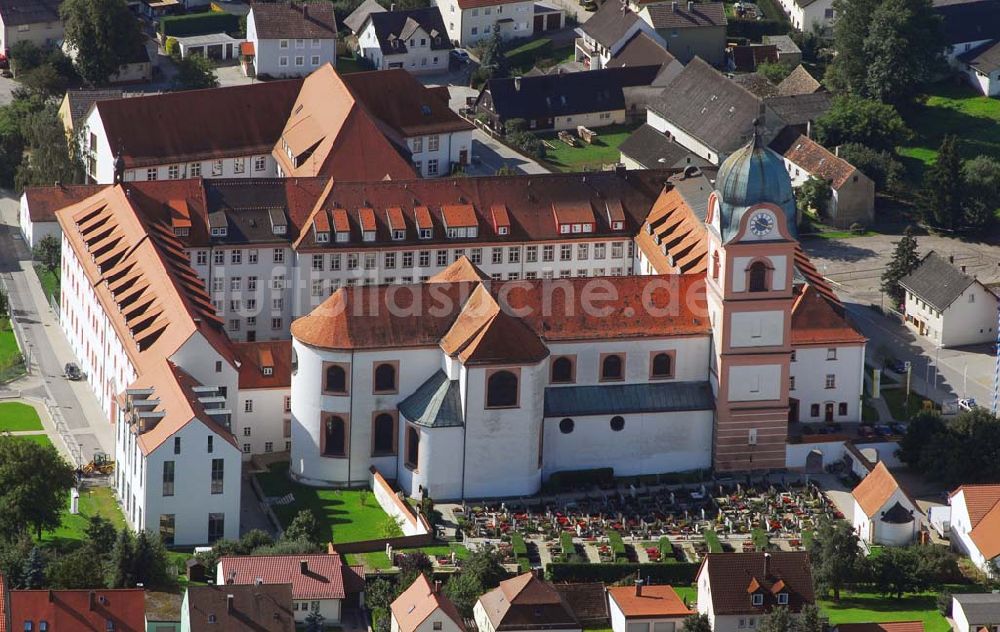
[0,13,63,55]
[358,21,450,73]
[576,19,662,70]
[774,0,834,31]
[434,0,538,46]
[903,281,998,347]
[647,109,720,165]
[789,345,864,424]
[852,489,919,547]
[952,595,1000,632]
[80,106,279,185]
[245,10,336,78]
[949,490,1000,578]
[408,130,475,178]
[237,386,292,458]
[18,193,60,250]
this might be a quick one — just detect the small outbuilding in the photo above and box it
[851,462,922,547]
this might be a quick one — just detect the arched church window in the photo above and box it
[748,261,769,292]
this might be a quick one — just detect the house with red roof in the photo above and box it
[851,462,922,546]
[948,485,1000,578]
[474,572,581,632]
[3,587,145,632]
[216,554,365,624]
[607,582,693,632]
[391,575,466,632]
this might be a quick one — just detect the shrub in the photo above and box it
[511,533,528,558]
[608,531,626,561]
[838,143,906,193]
[560,532,574,559]
[702,529,723,554]
[159,12,241,37]
[547,562,699,584]
[658,537,673,562]
[727,19,789,40]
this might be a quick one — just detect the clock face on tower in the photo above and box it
[749,211,775,237]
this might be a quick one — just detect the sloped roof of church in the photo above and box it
[399,370,464,427]
[544,381,714,417]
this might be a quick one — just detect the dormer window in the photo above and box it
[612,220,624,230]
[777,593,788,605]
[752,594,763,606]
[392,229,405,240]
[336,231,349,243]
[174,227,189,237]
[211,227,228,237]
[572,223,582,233]
[560,225,570,234]
[316,232,330,243]
[583,223,593,232]
[498,225,509,235]
[442,204,478,239]
[363,230,376,242]
[263,367,274,376]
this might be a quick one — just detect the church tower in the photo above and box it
[705,128,798,471]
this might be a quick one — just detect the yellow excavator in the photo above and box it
[83,451,115,475]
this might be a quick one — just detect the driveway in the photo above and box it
[468,129,550,175]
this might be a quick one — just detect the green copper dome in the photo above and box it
[716,129,796,243]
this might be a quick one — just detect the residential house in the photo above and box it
[948,485,1000,578]
[636,0,726,64]
[182,584,294,631]
[474,572,582,632]
[0,0,63,56]
[344,0,386,34]
[58,88,126,138]
[19,183,104,249]
[618,123,709,169]
[338,69,474,177]
[776,65,822,96]
[696,552,816,632]
[474,65,661,132]
[934,0,1000,65]
[773,0,834,31]
[356,7,453,73]
[957,40,1000,96]
[764,92,832,135]
[834,624,924,632]
[851,462,922,546]
[575,0,664,70]
[433,0,563,47]
[898,251,999,346]
[606,32,684,85]
[952,593,1000,632]
[216,555,365,624]
[145,590,183,632]
[391,575,467,632]
[607,582,693,632]
[769,127,874,227]
[233,341,294,458]
[3,588,145,632]
[173,33,244,61]
[728,43,777,72]
[763,35,802,66]
[244,1,337,78]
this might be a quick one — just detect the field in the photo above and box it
[539,124,639,172]
[898,82,1000,175]
[820,590,952,632]
[255,462,392,544]
[0,401,43,432]
[41,486,125,547]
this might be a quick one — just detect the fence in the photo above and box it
[329,533,436,555]
[370,467,431,536]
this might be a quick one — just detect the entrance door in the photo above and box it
[533,14,544,31]
[788,398,799,423]
[246,330,256,342]
[459,149,468,165]
[824,403,834,422]
[546,12,561,29]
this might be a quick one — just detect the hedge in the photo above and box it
[608,531,626,562]
[702,529,723,554]
[506,38,552,69]
[160,12,241,37]
[726,18,790,39]
[547,562,699,584]
[658,536,673,562]
[546,468,614,492]
[511,533,528,557]
[560,532,575,558]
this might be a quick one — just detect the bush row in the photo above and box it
[160,12,241,37]
[547,562,699,584]
[608,530,626,561]
[727,18,790,40]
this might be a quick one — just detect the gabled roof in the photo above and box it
[790,286,866,346]
[580,1,643,49]
[642,1,727,28]
[63,88,127,125]
[952,485,1000,561]
[185,584,294,631]
[851,462,917,518]
[391,574,467,632]
[478,573,580,631]
[770,127,861,189]
[607,585,693,618]
[731,72,779,98]
[234,341,292,389]
[607,31,679,74]
[765,92,832,128]
[699,552,815,616]
[958,39,1000,74]
[23,184,107,223]
[95,79,303,168]
[8,588,145,632]
[481,66,661,121]
[0,0,61,26]
[250,1,337,39]
[343,69,471,137]
[274,64,417,181]
[365,7,452,54]
[218,555,365,601]
[648,57,763,156]
[619,124,710,170]
[776,65,822,96]
[344,0,386,32]
[899,251,982,312]
[933,0,1000,45]
[635,170,713,275]
[952,593,1000,621]
[552,583,608,625]
[835,623,924,632]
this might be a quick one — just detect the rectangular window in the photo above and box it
[190,162,202,177]
[612,242,624,258]
[825,374,836,389]
[827,348,837,360]
[437,250,448,266]
[162,461,175,496]
[364,253,377,270]
[838,402,848,416]
[196,251,207,265]
[412,137,423,153]
[347,253,359,270]
[244,399,254,413]
[470,248,482,264]
[312,254,324,271]
[173,437,181,454]
[146,168,158,181]
[427,159,439,176]
[208,513,225,542]
[273,248,284,263]
[331,254,342,271]
[207,436,214,453]
[508,247,520,263]
[272,317,283,330]
[279,56,289,66]
[311,55,320,65]
[295,56,304,66]
[265,441,273,453]
[543,245,554,262]
[233,157,245,174]
[428,135,440,151]
[248,250,258,264]
[159,514,175,546]
[402,251,414,268]
[254,155,266,172]
[312,279,324,297]
[560,244,572,261]
[492,247,503,264]
[168,165,179,179]
[594,243,606,259]
[526,246,538,263]
[578,243,589,260]
[211,160,223,176]
[211,458,224,494]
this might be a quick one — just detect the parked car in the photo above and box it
[874,424,893,437]
[64,363,82,381]
[450,49,470,63]
[889,422,907,435]
[958,398,978,411]
[858,425,875,439]
[884,358,908,373]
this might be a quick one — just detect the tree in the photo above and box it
[106,528,135,589]
[825,0,880,94]
[251,538,324,556]
[240,529,275,551]
[879,226,920,306]
[61,0,144,85]
[173,54,219,90]
[870,547,921,598]
[132,531,170,589]
[479,25,509,81]
[0,535,35,588]
[19,64,70,99]
[460,544,507,589]
[757,607,794,632]
[919,135,964,230]
[860,0,945,105]
[305,610,326,632]
[810,518,862,601]
[681,613,713,632]
[21,547,46,589]
[0,435,76,539]
[48,546,100,588]
[15,105,85,194]
[815,95,911,152]
[757,61,791,84]
[33,234,62,273]
[444,570,484,617]
[839,143,906,192]
[0,289,8,320]
[9,41,44,75]
[284,509,325,547]
[798,605,824,632]
[396,551,433,588]
[365,577,397,613]
[797,176,832,215]
[380,515,405,539]
[962,155,1000,228]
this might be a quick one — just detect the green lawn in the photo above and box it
[12,433,53,448]
[702,528,723,553]
[41,486,125,547]
[255,462,392,544]
[348,543,469,570]
[539,124,640,172]
[336,55,371,74]
[0,401,43,431]
[33,264,60,302]
[674,585,698,606]
[880,388,926,421]
[899,82,1000,174]
[0,318,24,381]
[820,590,951,632]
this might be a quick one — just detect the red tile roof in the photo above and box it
[698,552,815,616]
[478,573,579,631]
[23,184,107,223]
[185,584,294,631]
[790,286,866,346]
[836,623,924,632]
[552,201,596,225]
[852,461,916,518]
[770,128,862,189]
[96,80,303,168]
[359,207,377,231]
[218,555,365,601]
[607,585,693,618]
[342,70,473,137]
[952,485,1000,561]
[441,204,477,228]
[9,589,145,632]
[386,206,406,231]
[234,341,293,389]
[392,575,467,632]
[249,1,337,39]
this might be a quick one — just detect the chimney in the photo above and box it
[300,560,309,574]
[635,579,644,597]
[255,577,264,586]
[48,590,54,603]
[434,580,442,594]
[834,145,840,157]
[227,594,235,614]
[763,552,771,578]
[671,1,678,11]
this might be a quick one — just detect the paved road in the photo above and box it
[0,195,114,464]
